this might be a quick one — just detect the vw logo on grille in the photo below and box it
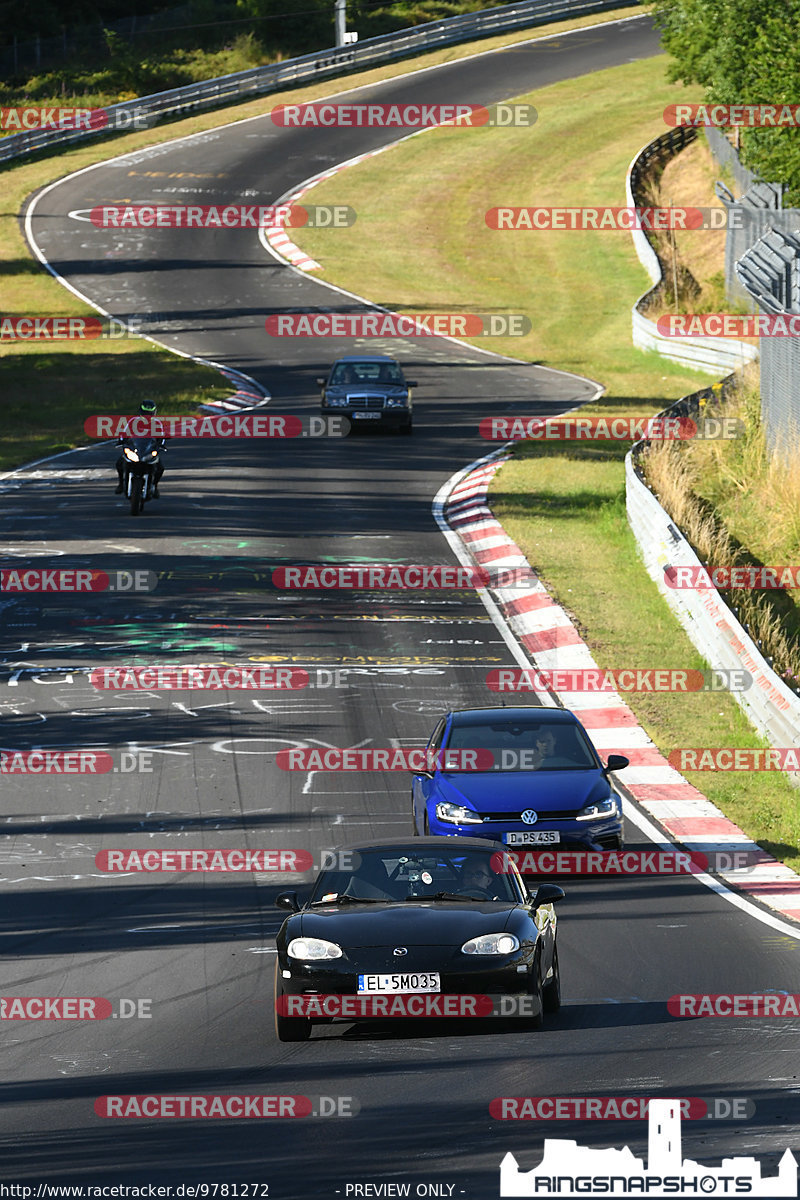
[521,809,538,825]
[393,947,408,957]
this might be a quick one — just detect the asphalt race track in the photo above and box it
[4,11,800,1196]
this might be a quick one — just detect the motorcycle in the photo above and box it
[119,438,163,516]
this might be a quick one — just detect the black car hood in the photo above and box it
[297,902,519,946]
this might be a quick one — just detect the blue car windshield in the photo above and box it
[445,721,598,771]
[309,849,521,903]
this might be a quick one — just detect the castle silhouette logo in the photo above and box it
[500,1099,797,1197]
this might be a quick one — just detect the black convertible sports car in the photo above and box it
[273,837,564,1041]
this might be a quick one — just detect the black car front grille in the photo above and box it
[348,394,385,410]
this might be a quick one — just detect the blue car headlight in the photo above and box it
[324,396,348,407]
[435,801,482,825]
[576,795,619,821]
[384,395,409,408]
[462,933,520,956]
[287,937,342,960]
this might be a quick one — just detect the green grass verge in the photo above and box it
[286,54,800,867]
[0,4,646,475]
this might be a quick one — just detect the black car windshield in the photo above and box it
[445,720,598,771]
[329,361,405,386]
[309,848,522,904]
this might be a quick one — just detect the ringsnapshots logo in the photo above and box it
[84,414,349,438]
[486,667,752,694]
[88,204,355,229]
[499,1098,797,1197]
[478,416,742,441]
[1,568,156,593]
[269,102,536,128]
[266,312,530,337]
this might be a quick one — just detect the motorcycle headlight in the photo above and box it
[461,933,519,956]
[435,802,482,825]
[123,446,138,461]
[287,937,342,961]
[576,795,619,821]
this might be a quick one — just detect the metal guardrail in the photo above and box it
[626,435,800,770]
[0,0,635,166]
[736,228,800,457]
[626,128,758,374]
[625,134,800,773]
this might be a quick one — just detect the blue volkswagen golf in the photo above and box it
[411,707,628,853]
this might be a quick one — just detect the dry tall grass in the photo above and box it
[641,366,800,688]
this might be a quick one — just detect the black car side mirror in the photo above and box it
[405,380,418,388]
[529,883,565,908]
[275,891,301,912]
[604,754,630,772]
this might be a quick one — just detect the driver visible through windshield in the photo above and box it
[309,849,520,905]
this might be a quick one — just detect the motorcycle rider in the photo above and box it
[115,399,166,497]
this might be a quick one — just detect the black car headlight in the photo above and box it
[576,795,619,821]
[461,933,520,956]
[287,937,342,961]
[384,395,409,408]
[435,801,482,825]
[324,396,348,407]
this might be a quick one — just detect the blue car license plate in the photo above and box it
[504,831,560,845]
